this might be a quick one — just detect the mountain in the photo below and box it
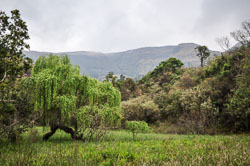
[24,43,220,80]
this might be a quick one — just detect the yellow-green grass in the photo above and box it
[0,127,249,165]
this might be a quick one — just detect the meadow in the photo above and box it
[0,127,249,166]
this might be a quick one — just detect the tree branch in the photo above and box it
[0,70,7,83]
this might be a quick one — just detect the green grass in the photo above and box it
[0,127,249,165]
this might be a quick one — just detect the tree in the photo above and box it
[151,57,184,77]
[0,10,31,85]
[216,36,232,52]
[0,10,32,142]
[105,71,117,86]
[230,20,250,45]
[120,78,137,101]
[195,45,210,67]
[119,74,126,81]
[32,55,121,141]
[125,121,150,140]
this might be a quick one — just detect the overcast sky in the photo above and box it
[0,0,249,53]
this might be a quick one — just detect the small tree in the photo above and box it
[105,71,117,86]
[195,46,210,67]
[216,36,232,51]
[125,120,150,140]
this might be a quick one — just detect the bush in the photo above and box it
[154,91,182,122]
[178,84,218,134]
[125,121,150,140]
[121,95,160,125]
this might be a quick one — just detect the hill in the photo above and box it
[121,43,250,134]
[24,43,220,80]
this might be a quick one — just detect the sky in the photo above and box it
[0,0,249,53]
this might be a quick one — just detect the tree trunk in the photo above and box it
[42,125,83,141]
[42,125,59,141]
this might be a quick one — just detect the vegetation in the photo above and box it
[121,21,250,134]
[0,9,32,142]
[125,120,150,140]
[32,55,121,141]
[195,45,210,67]
[122,95,160,124]
[0,128,249,165]
[0,9,250,165]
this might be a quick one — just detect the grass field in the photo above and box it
[0,127,249,165]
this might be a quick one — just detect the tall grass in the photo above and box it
[0,127,249,165]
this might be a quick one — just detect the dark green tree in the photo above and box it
[0,10,31,85]
[195,45,210,67]
[119,74,126,81]
[105,71,117,86]
[0,10,32,142]
[120,78,137,101]
[150,57,183,77]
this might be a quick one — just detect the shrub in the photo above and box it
[121,96,160,124]
[154,91,182,122]
[178,85,218,134]
[125,121,150,140]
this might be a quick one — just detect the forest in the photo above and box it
[0,10,250,165]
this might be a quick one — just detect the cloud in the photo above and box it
[193,0,250,50]
[0,0,249,52]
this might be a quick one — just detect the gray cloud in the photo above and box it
[0,0,249,52]
[193,0,250,49]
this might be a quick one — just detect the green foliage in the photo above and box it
[105,73,139,101]
[122,26,249,134]
[104,71,117,87]
[176,68,200,89]
[0,10,31,85]
[145,57,184,79]
[0,77,36,141]
[154,91,182,122]
[1,128,250,165]
[131,35,249,133]
[125,121,150,140]
[139,58,183,86]
[122,95,160,124]
[0,10,32,142]
[119,78,140,101]
[177,44,250,133]
[195,45,210,67]
[225,46,250,131]
[32,55,121,140]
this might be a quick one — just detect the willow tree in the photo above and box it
[32,55,121,140]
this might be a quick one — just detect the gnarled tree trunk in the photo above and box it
[42,125,83,141]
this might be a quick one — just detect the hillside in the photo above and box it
[121,43,250,134]
[24,43,220,80]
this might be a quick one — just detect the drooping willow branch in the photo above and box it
[32,55,121,141]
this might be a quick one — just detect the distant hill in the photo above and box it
[24,43,220,80]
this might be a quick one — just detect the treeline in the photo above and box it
[109,21,250,134]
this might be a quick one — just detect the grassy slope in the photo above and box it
[0,127,249,165]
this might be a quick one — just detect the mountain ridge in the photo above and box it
[24,43,220,80]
